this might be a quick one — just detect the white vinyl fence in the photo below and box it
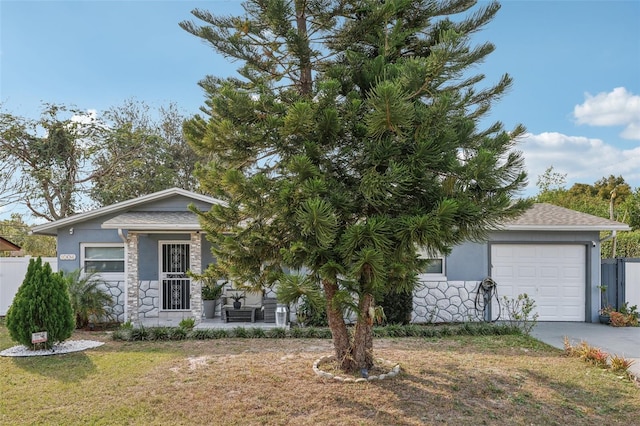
[0,257,58,315]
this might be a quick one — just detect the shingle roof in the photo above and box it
[501,203,630,231]
[31,188,225,235]
[102,211,201,231]
[0,236,21,251]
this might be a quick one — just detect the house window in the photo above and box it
[423,258,444,275]
[418,250,446,280]
[82,244,125,274]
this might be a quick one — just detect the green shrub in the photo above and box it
[378,288,413,325]
[373,326,388,337]
[385,324,406,337]
[6,257,75,349]
[266,327,287,338]
[233,327,248,338]
[63,268,114,329]
[111,328,132,341]
[296,295,328,327]
[148,327,170,341]
[210,329,230,339]
[129,326,149,341]
[179,318,196,330]
[247,327,266,338]
[290,326,306,338]
[168,327,188,340]
[502,293,539,335]
[189,329,215,340]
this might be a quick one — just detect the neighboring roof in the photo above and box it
[31,188,226,236]
[0,236,21,251]
[500,203,631,231]
[102,211,202,231]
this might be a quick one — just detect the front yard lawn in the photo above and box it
[1,323,638,425]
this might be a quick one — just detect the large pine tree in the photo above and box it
[181,0,529,372]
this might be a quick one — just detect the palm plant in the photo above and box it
[63,268,114,329]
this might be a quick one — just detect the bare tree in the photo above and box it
[0,103,111,221]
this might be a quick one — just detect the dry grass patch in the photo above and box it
[1,325,639,425]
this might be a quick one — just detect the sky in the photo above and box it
[0,0,639,221]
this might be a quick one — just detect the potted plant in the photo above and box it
[599,306,614,324]
[227,291,245,309]
[202,280,225,319]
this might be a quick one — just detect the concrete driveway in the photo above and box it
[532,322,640,380]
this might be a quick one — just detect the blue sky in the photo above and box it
[1,0,639,221]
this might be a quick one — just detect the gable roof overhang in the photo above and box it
[0,236,21,251]
[497,203,631,232]
[31,188,225,236]
[101,211,203,231]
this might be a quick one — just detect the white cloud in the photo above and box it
[573,87,640,140]
[518,132,640,195]
[70,109,98,125]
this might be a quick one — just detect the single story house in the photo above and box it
[414,203,630,323]
[32,188,224,325]
[32,188,630,324]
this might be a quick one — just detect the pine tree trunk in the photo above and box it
[352,292,374,371]
[322,279,353,369]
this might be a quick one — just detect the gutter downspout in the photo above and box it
[599,230,617,244]
[118,228,128,323]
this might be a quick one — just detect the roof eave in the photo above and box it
[101,224,202,231]
[501,225,631,232]
[31,188,223,235]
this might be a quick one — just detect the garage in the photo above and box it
[491,244,586,321]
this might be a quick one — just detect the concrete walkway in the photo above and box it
[532,322,640,380]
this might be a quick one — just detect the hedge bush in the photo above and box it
[111,322,520,341]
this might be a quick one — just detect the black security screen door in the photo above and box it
[160,243,190,310]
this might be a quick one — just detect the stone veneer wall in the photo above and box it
[98,280,159,322]
[105,279,486,325]
[139,280,160,319]
[126,233,139,323]
[102,280,125,323]
[412,280,482,323]
[189,232,202,323]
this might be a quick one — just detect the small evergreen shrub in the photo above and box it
[129,326,149,341]
[168,327,188,340]
[210,329,230,339]
[290,326,306,338]
[247,327,266,338]
[189,329,215,340]
[148,327,170,341]
[111,328,132,341]
[378,288,413,325]
[6,257,75,349]
[266,327,287,338]
[373,326,389,337]
[179,318,196,330]
[233,327,248,338]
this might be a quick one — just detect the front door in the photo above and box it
[160,242,191,310]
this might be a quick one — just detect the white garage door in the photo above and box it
[491,244,586,321]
